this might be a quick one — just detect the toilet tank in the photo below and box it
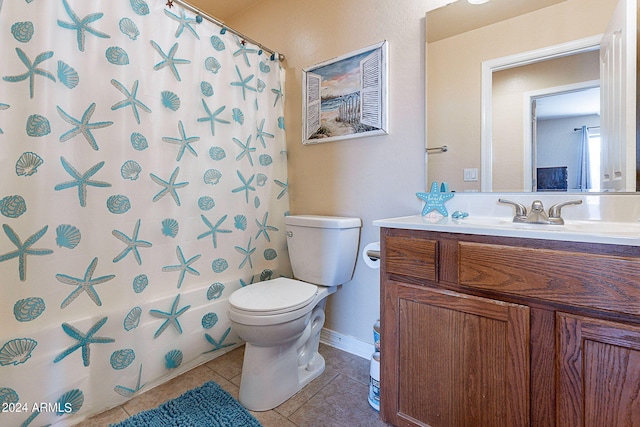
[284,215,362,286]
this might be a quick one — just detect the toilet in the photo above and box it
[228,215,362,411]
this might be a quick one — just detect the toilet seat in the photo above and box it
[229,278,318,316]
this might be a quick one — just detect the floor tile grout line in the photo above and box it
[279,370,342,420]
[122,406,133,418]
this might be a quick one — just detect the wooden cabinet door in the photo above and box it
[388,284,530,427]
[557,313,640,426]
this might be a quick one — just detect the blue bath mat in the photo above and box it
[111,381,262,427]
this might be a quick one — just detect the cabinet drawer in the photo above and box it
[459,242,640,315]
[385,236,438,282]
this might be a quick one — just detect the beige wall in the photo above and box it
[427,0,617,192]
[223,1,427,345]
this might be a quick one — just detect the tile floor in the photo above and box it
[76,343,391,427]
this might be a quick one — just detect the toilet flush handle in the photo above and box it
[286,231,293,237]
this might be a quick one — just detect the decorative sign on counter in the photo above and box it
[416,182,454,217]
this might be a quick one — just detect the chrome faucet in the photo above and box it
[499,199,582,225]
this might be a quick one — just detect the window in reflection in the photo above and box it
[587,128,602,192]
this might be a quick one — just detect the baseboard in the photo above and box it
[320,328,375,360]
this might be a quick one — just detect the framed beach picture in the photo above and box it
[302,40,388,144]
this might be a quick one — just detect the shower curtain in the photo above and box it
[0,1,289,425]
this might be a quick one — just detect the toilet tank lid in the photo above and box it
[284,215,361,229]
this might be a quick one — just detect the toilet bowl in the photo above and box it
[229,278,335,410]
[228,215,361,411]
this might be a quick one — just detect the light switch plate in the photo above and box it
[463,168,478,182]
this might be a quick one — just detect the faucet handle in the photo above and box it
[548,199,583,220]
[498,199,527,220]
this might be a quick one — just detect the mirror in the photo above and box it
[425,0,637,192]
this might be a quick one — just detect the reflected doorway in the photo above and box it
[527,84,601,192]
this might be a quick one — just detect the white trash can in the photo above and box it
[373,319,380,353]
[368,351,380,411]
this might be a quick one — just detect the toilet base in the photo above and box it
[238,303,327,411]
[298,351,326,389]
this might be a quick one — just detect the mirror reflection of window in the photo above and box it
[587,128,602,192]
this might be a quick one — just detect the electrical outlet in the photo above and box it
[463,168,478,182]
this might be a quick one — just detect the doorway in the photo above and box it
[528,84,601,191]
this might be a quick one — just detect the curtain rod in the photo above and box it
[573,126,600,131]
[170,0,285,61]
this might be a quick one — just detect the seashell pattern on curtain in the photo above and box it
[0,0,289,425]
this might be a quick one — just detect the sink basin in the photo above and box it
[373,215,640,246]
[556,220,640,236]
[455,216,640,236]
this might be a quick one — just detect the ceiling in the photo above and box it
[189,0,568,42]
[536,87,600,120]
[427,0,567,43]
[183,0,262,22]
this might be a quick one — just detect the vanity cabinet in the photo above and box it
[557,313,640,426]
[380,227,640,427]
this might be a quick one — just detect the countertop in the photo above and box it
[373,214,640,247]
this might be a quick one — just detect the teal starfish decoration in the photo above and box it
[162,246,201,289]
[149,294,191,338]
[164,8,199,39]
[57,0,110,52]
[150,40,191,82]
[235,237,256,269]
[271,84,284,107]
[275,178,288,200]
[197,99,230,136]
[54,157,112,207]
[230,65,256,101]
[255,212,278,242]
[232,35,257,67]
[57,257,115,309]
[150,166,188,206]
[54,316,115,366]
[0,224,53,282]
[112,219,153,265]
[240,276,255,287]
[162,120,199,161]
[2,48,55,99]
[197,214,231,249]
[57,103,114,151]
[0,104,8,134]
[256,118,275,148]
[416,182,455,216]
[110,79,152,124]
[114,365,146,398]
[203,327,236,353]
[231,170,256,203]
[233,135,255,166]
[19,410,40,427]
